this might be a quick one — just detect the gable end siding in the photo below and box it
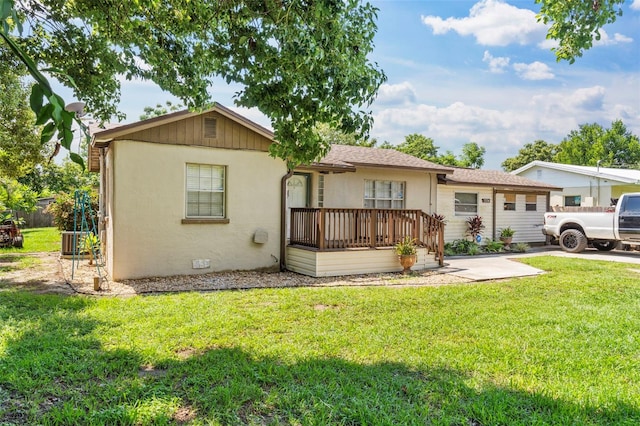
[118,112,272,151]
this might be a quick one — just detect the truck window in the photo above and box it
[564,195,581,207]
[621,196,640,214]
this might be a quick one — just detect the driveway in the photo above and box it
[443,246,640,281]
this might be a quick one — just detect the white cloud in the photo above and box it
[482,51,510,73]
[421,0,547,46]
[376,82,417,105]
[513,61,555,80]
[570,86,606,111]
[631,0,640,11]
[593,29,634,46]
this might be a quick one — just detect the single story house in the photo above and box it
[90,106,452,280]
[437,167,561,244]
[512,161,640,208]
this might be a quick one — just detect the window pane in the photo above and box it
[186,164,225,217]
[456,193,477,205]
[565,196,581,207]
[364,180,405,208]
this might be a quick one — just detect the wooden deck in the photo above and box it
[289,208,445,267]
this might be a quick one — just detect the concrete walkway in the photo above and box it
[442,246,640,281]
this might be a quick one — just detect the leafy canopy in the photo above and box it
[501,140,558,172]
[3,0,386,168]
[536,0,626,63]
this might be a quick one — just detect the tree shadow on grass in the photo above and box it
[1,291,638,425]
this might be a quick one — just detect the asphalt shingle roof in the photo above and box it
[315,145,454,173]
[442,167,561,190]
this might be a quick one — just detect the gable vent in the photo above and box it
[204,117,217,138]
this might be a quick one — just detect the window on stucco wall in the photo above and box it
[186,163,225,218]
[364,180,405,208]
[564,195,581,207]
[454,192,477,215]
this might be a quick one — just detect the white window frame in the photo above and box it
[364,180,405,209]
[455,192,478,216]
[185,163,226,218]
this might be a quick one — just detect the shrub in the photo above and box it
[465,215,485,240]
[483,239,504,253]
[511,242,530,253]
[444,239,480,256]
[46,191,99,231]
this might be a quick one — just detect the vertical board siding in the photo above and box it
[122,113,271,151]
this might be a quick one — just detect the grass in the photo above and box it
[1,257,639,424]
[0,227,60,253]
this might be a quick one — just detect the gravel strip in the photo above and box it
[59,256,471,296]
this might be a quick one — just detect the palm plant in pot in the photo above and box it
[499,226,516,249]
[394,236,418,274]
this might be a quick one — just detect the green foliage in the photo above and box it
[19,160,99,196]
[45,191,98,231]
[458,142,486,169]
[315,122,377,147]
[483,238,505,253]
[501,140,558,172]
[499,227,516,238]
[0,178,38,214]
[511,242,530,253]
[0,46,48,179]
[395,134,439,161]
[536,0,626,63]
[394,236,417,256]
[139,101,183,121]
[444,239,480,256]
[1,257,640,424]
[555,120,640,167]
[3,0,386,168]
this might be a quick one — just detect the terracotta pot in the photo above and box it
[398,254,417,274]
[500,236,513,248]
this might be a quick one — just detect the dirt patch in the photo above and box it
[1,252,471,297]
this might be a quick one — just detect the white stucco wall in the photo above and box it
[107,141,286,279]
[319,167,438,212]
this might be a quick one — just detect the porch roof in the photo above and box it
[308,144,455,174]
[439,167,562,191]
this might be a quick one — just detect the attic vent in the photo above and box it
[204,117,217,138]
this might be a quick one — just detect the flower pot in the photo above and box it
[500,236,513,249]
[398,254,417,274]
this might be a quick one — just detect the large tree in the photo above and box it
[315,123,377,147]
[555,120,640,167]
[458,142,485,169]
[395,134,439,162]
[1,1,628,169]
[501,140,558,172]
[0,46,46,179]
[2,0,386,168]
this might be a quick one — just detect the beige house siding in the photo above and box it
[286,246,438,277]
[306,167,438,212]
[495,193,547,243]
[437,185,494,242]
[107,141,286,280]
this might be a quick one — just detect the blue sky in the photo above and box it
[58,0,640,170]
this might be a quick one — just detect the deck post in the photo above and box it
[317,209,325,250]
[369,209,377,248]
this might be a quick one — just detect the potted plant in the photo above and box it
[394,236,417,274]
[465,215,485,242]
[499,227,516,249]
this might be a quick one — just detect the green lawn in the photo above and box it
[1,257,639,425]
[0,227,60,253]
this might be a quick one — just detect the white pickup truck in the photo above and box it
[543,192,640,253]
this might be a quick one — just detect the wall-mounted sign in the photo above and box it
[482,198,491,203]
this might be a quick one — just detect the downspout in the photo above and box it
[492,188,497,241]
[280,169,294,272]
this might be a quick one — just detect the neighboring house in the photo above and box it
[512,161,640,208]
[437,168,561,244]
[90,106,452,280]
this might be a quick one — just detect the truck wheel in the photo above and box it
[592,240,616,251]
[559,229,587,253]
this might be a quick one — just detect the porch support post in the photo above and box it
[369,209,377,248]
[317,208,325,250]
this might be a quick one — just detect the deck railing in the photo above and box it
[289,208,445,266]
